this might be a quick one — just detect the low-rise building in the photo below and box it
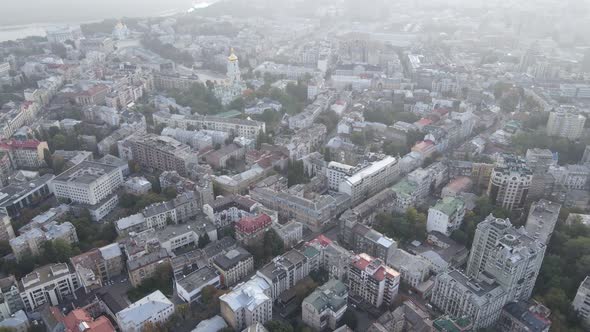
[525,199,561,245]
[176,266,221,303]
[0,139,48,169]
[212,247,254,287]
[219,276,273,331]
[0,276,24,320]
[126,248,170,287]
[10,221,78,262]
[497,301,551,332]
[0,174,54,218]
[427,197,466,236]
[388,249,431,289]
[302,279,348,331]
[573,276,590,325]
[338,156,400,206]
[124,177,152,195]
[235,214,272,247]
[70,243,124,292]
[272,221,303,248]
[116,290,175,332]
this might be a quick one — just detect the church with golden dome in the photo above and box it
[214,48,246,105]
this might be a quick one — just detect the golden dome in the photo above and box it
[228,48,238,62]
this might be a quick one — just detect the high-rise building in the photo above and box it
[573,276,590,325]
[525,199,561,245]
[488,155,532,211]
[212,246,254,287]
[546,106,586,140]
[257,249,310,299]
[466,215,546,302]
[348,253,400,308]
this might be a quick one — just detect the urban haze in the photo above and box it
[0,1,589,332]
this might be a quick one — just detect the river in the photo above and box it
[0,0,221,42]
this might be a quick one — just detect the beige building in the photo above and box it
[126,134,194,177]
[19,263,79,311]
[70,243,124,292]
[127,248,170,287]
[212,247,254,287]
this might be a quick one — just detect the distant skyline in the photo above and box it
[0,0,221,42]
[0,0,212,26]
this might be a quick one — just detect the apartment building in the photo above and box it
[176,266,221,303]
[10,222,78,261]
[339,220,397,265]
[497,301,552,332]
[235,214,272,247]
[430,269,508,329]
[116,290,174,332]
[51,161,123,220]
[212,246,254,287]
[338,156,400,206]
[327,162,356,191]
[466,216,546,303]
[573,276,590,325]
[302,279,348,331]
[0,276,24,320]
[305,235,354,281]
[70,243,123,292]
[488,154,533,211]
[0,140,48,169]
[348,253,400,308]
[546,105,586,140]
[126,248,171,287]
[525,199,561,245]
[427,197,466,236]
[0,213,14,243]
[257,249,310,299]
[250,186,350,232]
[0,174,54,218]
[153,111,265,139]
[19,263,79,312]
[126,133,195,177]
[219,276,273,331]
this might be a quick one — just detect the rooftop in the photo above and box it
[303,279,347,312]
[54,161,118,185]
[116,290,173,327]
[212,246,252,270]
[176,266,219,293]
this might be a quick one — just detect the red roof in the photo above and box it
[235,213,272,234]
[0,139,43,150]
[433,108,449,116]
[415,118,433,126]
[353,256,371,271]
[53,307,116,332]
[310,235,332,247]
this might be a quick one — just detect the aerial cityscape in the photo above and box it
[0,0,589,331]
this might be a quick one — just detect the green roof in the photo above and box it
[432,197,465,216]
[303,279,347,312]
[391,179,417,198]
[302,246,320,258]
[216,110,242,118]
[433,316,472,332]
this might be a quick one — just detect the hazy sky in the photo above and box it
[1,0,197,26]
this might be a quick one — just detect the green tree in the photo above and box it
[198,232,211,248]
[265,320,294,332]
